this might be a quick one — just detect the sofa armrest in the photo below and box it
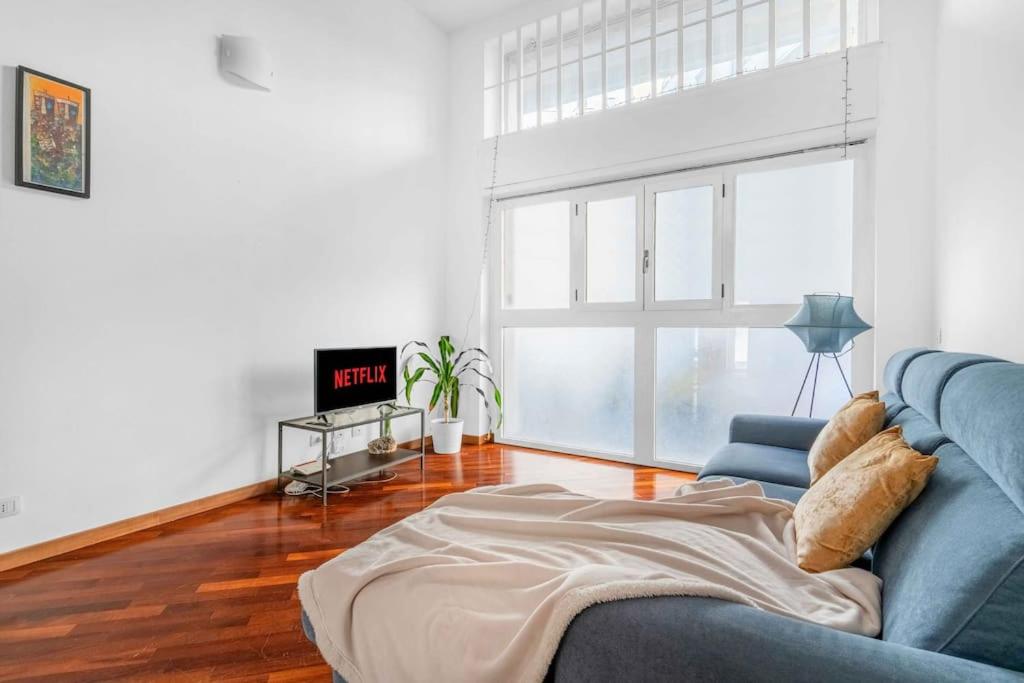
[549,597,1022,683]
[728,414,828,451]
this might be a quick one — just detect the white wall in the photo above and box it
[934,0,1024,361]
[0,0,449,553]
[872,0,939,374]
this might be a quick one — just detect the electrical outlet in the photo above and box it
[0,497,20,519]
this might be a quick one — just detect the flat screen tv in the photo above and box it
[314,347,397,415]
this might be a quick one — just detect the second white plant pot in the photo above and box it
[431,418,464,454]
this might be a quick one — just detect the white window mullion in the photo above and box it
[535,19,543,124]
[768,0,776,68]
[802,0,811,58]
[600,0,608,110]
[736,1,744,76]
[650,0,657,94]
[705,0,713,84]
[556,12,563,121]
[516,26,523,131]
[839,0,848,50]
[625,0,632,104]
[677,0,685,86]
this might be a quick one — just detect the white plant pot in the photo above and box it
[431,418,464,454]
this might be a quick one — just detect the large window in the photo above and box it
[484,0,879,137]
[490,151,868,470]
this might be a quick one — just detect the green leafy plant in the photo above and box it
[401,336,503,431]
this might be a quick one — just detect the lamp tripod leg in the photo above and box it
[809,354,822,418]
[791,354,817,416]
[833,353,853,397]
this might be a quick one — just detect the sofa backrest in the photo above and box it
[873,351,1024,672]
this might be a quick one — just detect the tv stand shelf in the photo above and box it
[277,404,425,506]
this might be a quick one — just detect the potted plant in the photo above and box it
[400,336,502,454]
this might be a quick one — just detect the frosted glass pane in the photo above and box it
[631,40,653,101]
[776,0,803,64]
[712,13,737,80]
[583,55,604,114]
[656,328,850,466]
[607,0,628,49]
[504,327,634,455]
[657,1,679,34]
[541,16,559,70]
[847,0,860,46]
[502,31,520,81]
[540,70,558,125]
[683,0,706,25]
[810,0,841,55]
[503,81,518,133]
[632,0,652,40]
[656,30,679,95]
[483,86,499,139]
[521,75,538,129]
[606,48,627,108]
[583,0,603,57]
[503,202,570,309]
[562,8,580,63]
[522,22,538,75]
[682,22,707,88]
[484,37,501,87]
[742,2,770,72]
[655,185,714,301]
[712,0,737,14]
[561,62,580,119]
[734,160,853,305]
[586,196,637,303]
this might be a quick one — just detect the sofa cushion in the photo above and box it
[886,407,949,454]
[940,362,1024,512]
[807,391,886,484]
[901,352,1002,426]
[698,442,810,489]
[873,443,1024,672]
[795,427,937,573]
[880,392,908,422]
[883,348,938,400]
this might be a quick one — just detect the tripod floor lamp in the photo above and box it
[784,294,872,417]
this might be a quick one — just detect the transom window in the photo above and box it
[483,0,879,137]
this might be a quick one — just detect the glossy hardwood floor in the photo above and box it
[0,445,695,682]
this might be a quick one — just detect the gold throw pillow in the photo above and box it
[794,426,938,573]
[807,390,886,485]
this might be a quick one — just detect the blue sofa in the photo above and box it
[305,349,1024,681]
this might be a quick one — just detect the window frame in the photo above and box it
[643,171,724,311]
[487,144,874,471]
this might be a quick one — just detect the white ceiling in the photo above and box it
[406,0,534,32]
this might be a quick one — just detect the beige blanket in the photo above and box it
[298,479,881,683]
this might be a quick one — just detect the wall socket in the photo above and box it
[0,496,21,519]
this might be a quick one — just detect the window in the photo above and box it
[502,201,571,309]
[733,160,853,305]
[503,327,635,455]
[491,151,868,469]
[484,0,879,137]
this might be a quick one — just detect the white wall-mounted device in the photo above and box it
[219,35,273,91]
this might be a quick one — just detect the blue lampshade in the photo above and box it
[784,294,871,354]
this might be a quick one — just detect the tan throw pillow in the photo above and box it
[807,390,886,485]
[794,426,938,573]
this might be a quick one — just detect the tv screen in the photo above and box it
[314,347,397,415]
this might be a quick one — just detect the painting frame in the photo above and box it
[15,66,91,199]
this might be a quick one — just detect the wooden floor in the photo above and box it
[0,444,695,682]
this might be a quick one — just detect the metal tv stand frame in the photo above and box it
[277,404,425,507]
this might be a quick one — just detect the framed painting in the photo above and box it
[15,66,91,198]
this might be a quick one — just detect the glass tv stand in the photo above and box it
[277,404,425,506]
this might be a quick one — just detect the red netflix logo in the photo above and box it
[333,365,388,389]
